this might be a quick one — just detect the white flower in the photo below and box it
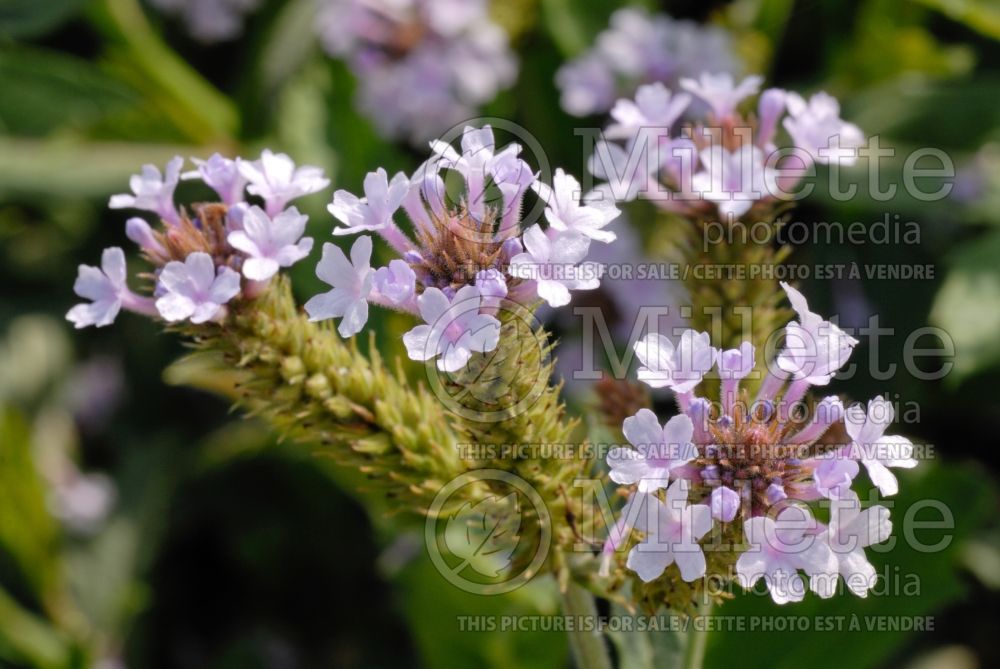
[823,501,892,597]
[680,73,763,120]
[109,157,183,224]
[633,329,717,393]
[508,225,600,307]
[532,169,620,243]
[776,281,859,385]
[402,285,500,372]
[67,248,130,328]
[304,236,374,338]
[328,168,409,236]
[624,481,713,583]
[238,150,329,216]
[607,83,691,138]
[227,206,314,281]
[783,92,864,165]
[183,153,247,204]
[736,506,838,604]
[607,411,696,493]
[844,396,918,496]
[155,252,241,324]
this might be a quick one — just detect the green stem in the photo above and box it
[682,599,713,669]
[560,583,613,669]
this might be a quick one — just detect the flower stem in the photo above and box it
[682,598,713,669]
[560,583,613,669]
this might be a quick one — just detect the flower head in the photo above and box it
[304,236,374,338]
[227,206,314,281]
[155,252,241,324]
[238,150,329,216]
[402,285,500,372]
[109,157,183,224]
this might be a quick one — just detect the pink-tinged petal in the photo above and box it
[536,279,571,307]
[185,252,218,291]
[863,459,899,496]
[402,324,435,362]
[155,292,195,322]
[314,243,354,287]
[622,408,663,450]
[337,299,368,338]
[304,288,353,321]
[519,224,551,261]
[100,247,127,288]
[710,486,740,522]
[209,267,241,304]
[350,235,373,272]
[672,545,706,582]
[417,288,451,324]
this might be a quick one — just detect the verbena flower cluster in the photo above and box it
[307,125,619,371]
[67,150,327,328]
[149,0,262,43]
[68,127,620,376]
[590,74,865,220]
[316,0,517,144]
[602,283,917,604]
[556,7,739,117]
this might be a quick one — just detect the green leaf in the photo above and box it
[0,0,87,39]
[0,47,135,136]
[929,230,1000,383]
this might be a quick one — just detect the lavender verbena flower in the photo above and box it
[109,157,183,225]
[591,75,865,220]
[155,252,241,324]
[183,153,247,205]
[601,283,914,603]
[556,7,739,117]
[227,206,314,281]
[532,168,620,243]
[304,236,375,338]
[624,481,713,583]
[508,226,601,308]
[305,125,616,370]
[73,151,328,332]
[736,506,838,604]
[607,411,696,493]
[402,285,500,373]
[67,248,157,328]
[316,0,517,144]
[238,149,330,216]
[149,0,262,42]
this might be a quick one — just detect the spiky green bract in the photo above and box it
[430,299,603,589]
[176,276,492,516]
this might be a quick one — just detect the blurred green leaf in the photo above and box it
[911,0,1000,40]
[0,587,77,669]
[929,230,1000,383]
[0,47,135,136]
[0,0,86,39]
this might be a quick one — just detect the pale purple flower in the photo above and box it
[710,485,740,522]
[109,157,183,225]
[556,54,616,116]
[808,447,860,500]
[608,411,696,493]
[719,341,755,380]
[304,236,374,338]
[624,481,713,583]
[757,88,787,149]
[633,329,717,393]
[184,153,247,204]
[787,395,845,445]
[823,501,893,597]
[474,268,507,311]
[776,281,859,386]
[508,225,600,308]
[373,259,417,309]
[402,285,500,372]
[680,73,763,120]
[783,92,865,165]
[587,141,658,203]
[607,83,691,138]
[329,168,409,236]
[431,125,497,220]
[532,169,620,243]
[736,506,838,604]
[227,206,314,281]
[125,217,167,257]
[238,150,330,216]
[155,252,241,324]
[844,396,918,496]
[67,248,153,328]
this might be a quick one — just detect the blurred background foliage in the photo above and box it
[0,0,998,667]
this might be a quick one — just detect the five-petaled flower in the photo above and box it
[607,411,696,493]
[304,235,375,338]
[109,157,183,225]
[402,285,501,373]
[238,149,330,216]
[625,480,713,583]
[228,206,314,281]
[155,252,241,324]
